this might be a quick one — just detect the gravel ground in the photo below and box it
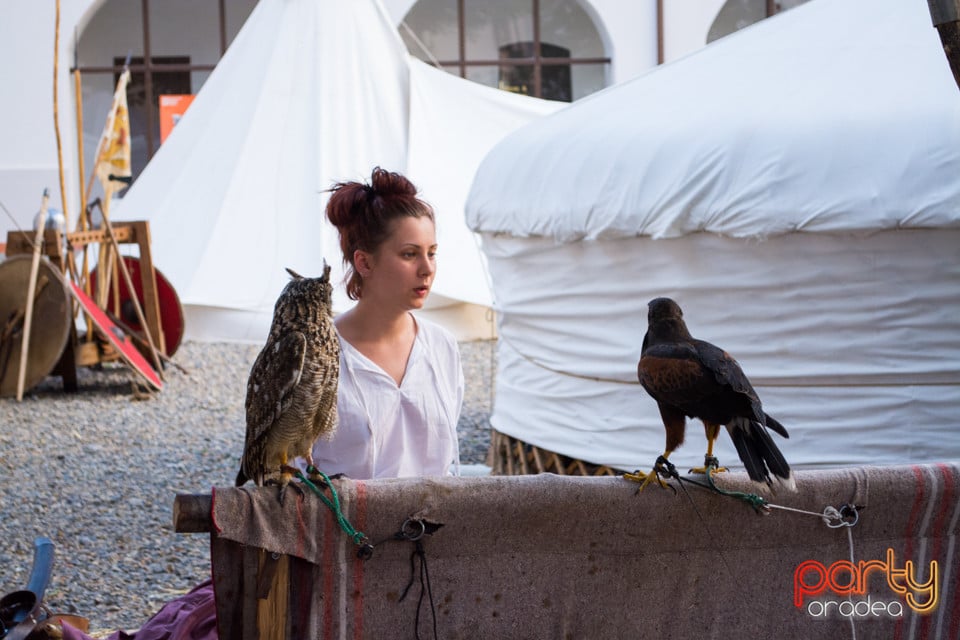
[0,338,496,636]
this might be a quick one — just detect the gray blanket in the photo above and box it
[208,463,959,639]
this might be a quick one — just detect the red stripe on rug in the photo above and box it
[322,502,336,639]
[919,464,954,638]
[353,481,367,640]
[938,464,960,640]
[894,465,927,640]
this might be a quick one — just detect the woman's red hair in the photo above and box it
[326,167,434,300]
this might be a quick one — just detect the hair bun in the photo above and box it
[325,166,433,300]
[369,166,418,199]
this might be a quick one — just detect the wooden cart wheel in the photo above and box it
[90,256,185,357]
[0,256,71,397]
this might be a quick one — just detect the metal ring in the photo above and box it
[839,504,860,527]
[823,504,859,528]
[401,518,427,541]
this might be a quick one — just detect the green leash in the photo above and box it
[649,458,771,514]
[703,464,770,513]
[297,468,373,558]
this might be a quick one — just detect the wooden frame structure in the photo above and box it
[4,220,164,391]
[487,428,620,476]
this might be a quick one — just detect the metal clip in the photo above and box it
[356,542,375,560]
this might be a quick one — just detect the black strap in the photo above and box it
[398,539,438,640]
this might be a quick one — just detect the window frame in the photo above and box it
[72,0,230,162]
[409,0,612,101]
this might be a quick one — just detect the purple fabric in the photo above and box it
[61,579,216,640]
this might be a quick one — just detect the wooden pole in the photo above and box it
[95,194,114,309]
[17,191,49,401]
[50,4,84,289]
[73,32,87,232]
[52,0,70,234]
[100,207,165,380]
[173,494,214,533]
[73,69,95,339]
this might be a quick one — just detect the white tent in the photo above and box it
[115,0,561,343]
[466,0,960,471]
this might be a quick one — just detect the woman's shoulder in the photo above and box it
[413,315,460,354]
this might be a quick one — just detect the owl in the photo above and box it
[236,264,340,496]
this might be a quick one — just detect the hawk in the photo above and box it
[626,297,794,492]
[236,264,339,497]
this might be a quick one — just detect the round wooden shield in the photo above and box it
[90,256,184,358]
[0,256,72,397]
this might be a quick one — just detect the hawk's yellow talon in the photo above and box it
[690,465,728,474]
[623,469,667,492]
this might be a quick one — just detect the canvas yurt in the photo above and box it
[466,0,960,474]
[114,0,561,343]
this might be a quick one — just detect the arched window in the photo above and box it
[707,0,810,43]
[400,0,610,102]
[75,0,259,186]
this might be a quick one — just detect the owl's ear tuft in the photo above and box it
[285,267,304,280]
[322,259,331,280]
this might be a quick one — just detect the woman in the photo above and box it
[315,166,464,478]
[59,168,462,640]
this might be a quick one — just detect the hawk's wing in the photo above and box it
[693,338,774,427]
[239,332,307,482]
[693,340,757,397]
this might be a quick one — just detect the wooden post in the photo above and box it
[173,494,213,533]
[52,0,70,234]
[131,221,167,355]
[17,192,49,401]
[73,28,86,232]
[102,215,165,379]
[95,207,113,310]
[257,552,289,640]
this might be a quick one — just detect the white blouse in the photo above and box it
[307,315,464,480]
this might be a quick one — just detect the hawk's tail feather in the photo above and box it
[729,418,795,492]
[763,412,789,438]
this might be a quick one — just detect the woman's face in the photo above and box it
[359,215,437,311]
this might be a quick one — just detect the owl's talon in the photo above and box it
[279,478,305,506]
[303,465,335,486]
